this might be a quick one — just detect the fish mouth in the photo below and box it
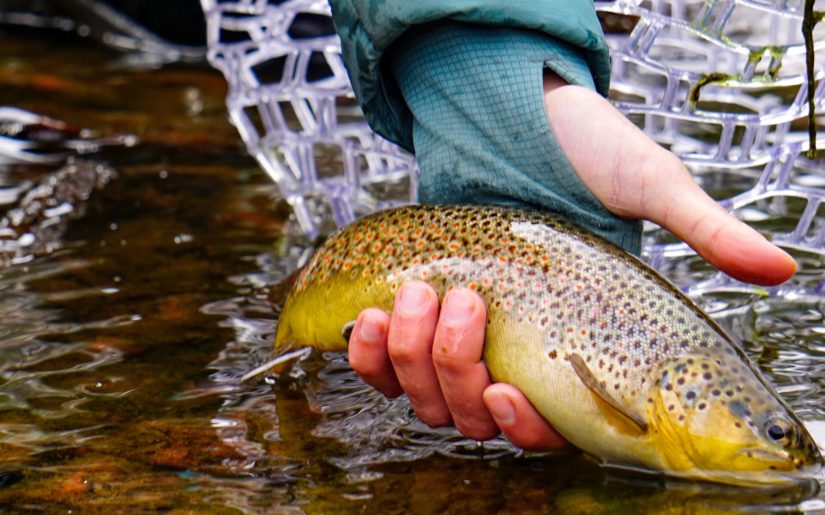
[735,447,794,467]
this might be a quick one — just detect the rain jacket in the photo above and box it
[328,1,642,253]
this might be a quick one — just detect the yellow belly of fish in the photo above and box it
[278,271,666,471]
[483,312,663,471]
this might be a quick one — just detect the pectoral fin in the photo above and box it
[570,353,648,433]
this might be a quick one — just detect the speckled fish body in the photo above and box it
[275,205,822,485]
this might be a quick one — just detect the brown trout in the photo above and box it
[272,205,823,485]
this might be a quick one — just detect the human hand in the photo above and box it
[349,281,568,449]
[348,71,798,449]
[542,70,796,286]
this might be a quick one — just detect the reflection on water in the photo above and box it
[0,28,823,513]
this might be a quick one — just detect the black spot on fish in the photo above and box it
[0,472,22,489]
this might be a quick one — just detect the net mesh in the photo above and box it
[200,0,417,239]
[201,0,825,296]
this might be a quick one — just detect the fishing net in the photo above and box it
[599,0,825,299]
[201,0,825,297]
[200,0,417,239]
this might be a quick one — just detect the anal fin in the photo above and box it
[241,347,312,382]
[570,353,648,433]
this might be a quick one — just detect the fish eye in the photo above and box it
[763,417,795,446]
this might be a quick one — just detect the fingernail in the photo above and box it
[398,282,429,316]
[358,317,382,344]
[443,288,475,324]
[486,392,515,426]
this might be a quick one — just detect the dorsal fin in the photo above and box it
[570,353,648,433]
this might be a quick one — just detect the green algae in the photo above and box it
[688,72,738,105]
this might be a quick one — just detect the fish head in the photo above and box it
[649,353,822,484]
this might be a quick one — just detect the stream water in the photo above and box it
[1,28,824,513]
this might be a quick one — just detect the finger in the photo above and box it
[483,383,570,451]
[432,288,499,441]
[387,281,451,427]
[542,75,796,286]
[643,174,797,286]
[349,308,402,398]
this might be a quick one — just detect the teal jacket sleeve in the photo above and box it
[328,2,642,253]
[329,0,611,151]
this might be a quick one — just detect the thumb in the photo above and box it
[642,170,797,286]
[543,74,796,286]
